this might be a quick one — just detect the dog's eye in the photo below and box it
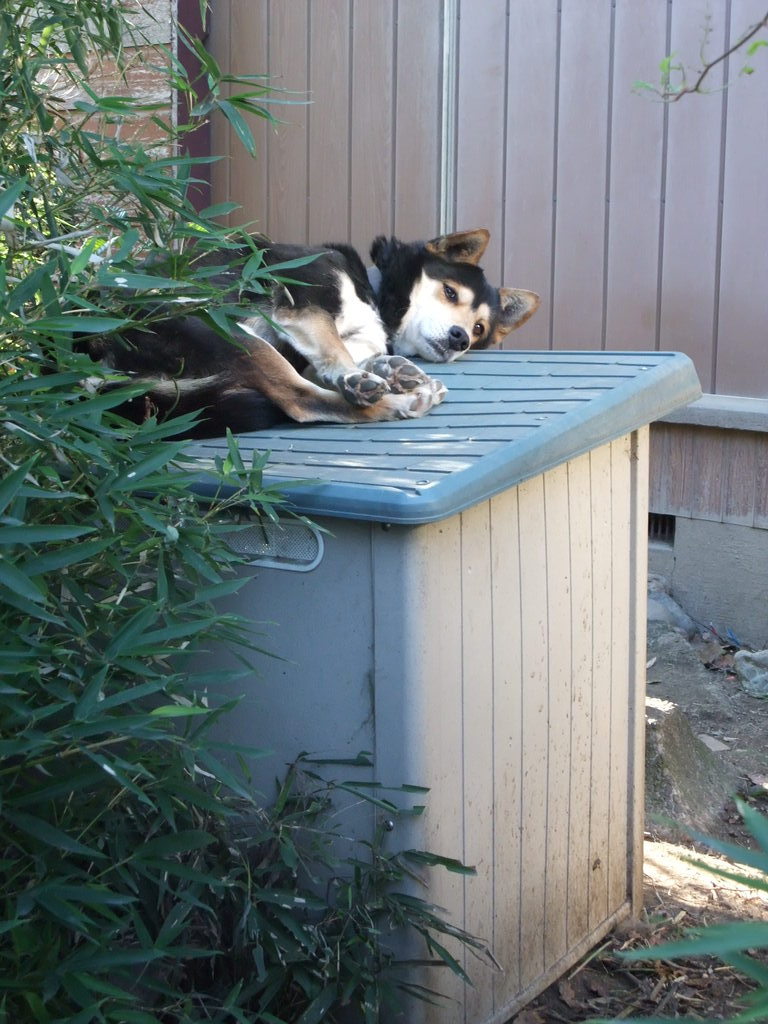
[473,322,484,338]
[443,283,458,303]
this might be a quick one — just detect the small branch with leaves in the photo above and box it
[635,10,768,102]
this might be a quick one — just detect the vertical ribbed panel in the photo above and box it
[369,433,646,1023]
[209,1,767,398]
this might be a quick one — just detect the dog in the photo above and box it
[87,228,539,439]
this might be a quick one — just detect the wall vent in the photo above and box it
[224,515,324,572]
[648,513,676,546]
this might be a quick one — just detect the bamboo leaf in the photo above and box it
[0,176,27,219]
[218,98,257,157]
[295,986,337,1024]
[134,830,216,859]
[4,810,107,859]
[0,525,95,545]
[0,457,38,516]
[0,557,48,603]
[33,315,132,334]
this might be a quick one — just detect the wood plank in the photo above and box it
[566,451,593,945]
[605,4,667,349]
[723,432,759,526]
[372,519,466,1018]
[454,0,510,281]
[502,0,559,350]
[588,443,613,931]
[648,424,668,513]
[714,0,768,395]
[649,423,695,517]
[543,463,572,967]
[392,0,442,240]
[413,518,466,1016]
[551,3,613,349]
[689,429,726,522]
[226,0,269,229]
[517,474,549,989]
[207,0,232,214]
[266,0,310,241]
[459,502,496,1023]
[349,0,395,252]
[754,435,768,529]
[307,0,351,243]
[658,0,728,391]
[608,437,631,913]
[490,486,524,1008]
[628,428,650,913]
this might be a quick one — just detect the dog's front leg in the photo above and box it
[275,307,392,407]
[231,333,447,424]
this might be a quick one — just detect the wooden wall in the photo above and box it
[651,423,768,529]
[209,0,768,401]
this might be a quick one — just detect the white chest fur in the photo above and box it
[333,271,388,364]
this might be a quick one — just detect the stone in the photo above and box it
[697,734,730,752]
[647,574,699,639]
[734,649,768,698]
[645,697,739,841]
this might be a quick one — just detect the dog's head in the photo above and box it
[370,229,540,362]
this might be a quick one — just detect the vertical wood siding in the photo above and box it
[651,423,768,528]
[368,433,646,1023]
[210,1,767,399]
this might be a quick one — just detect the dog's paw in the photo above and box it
[391,376,447,419]
[359,354,430,394]
[339,369,391,407]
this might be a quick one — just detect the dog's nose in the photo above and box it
[448,326,470,351]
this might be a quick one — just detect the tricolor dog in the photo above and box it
[88,228,539,438]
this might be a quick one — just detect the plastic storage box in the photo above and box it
[186,350,700,1023]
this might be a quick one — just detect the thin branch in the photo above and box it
[667,11,768,101]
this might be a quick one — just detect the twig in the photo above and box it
[666,11,768,101]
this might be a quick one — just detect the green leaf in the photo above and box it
[4,810,107,859]
[218,98,257,156]
[0,525,95,545]
[33,315,132,334]
[134,830,216,859]
[0,557,48,604]
[198,201,241,218]
[0,177,27,220]
[148,704,210,718]
[96,268,198,292]
[0,457,38,516]
[404,850,477,875]
[112,443,188,489]
[69,238,101,276]
[103,604,161,660]
[20,536,115,576]
[295,986,337,1024]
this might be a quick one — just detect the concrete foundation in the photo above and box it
[648,517,768,648]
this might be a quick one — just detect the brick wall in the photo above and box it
[56,0,176,151]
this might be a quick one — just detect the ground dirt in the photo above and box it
[515,618,768,1023]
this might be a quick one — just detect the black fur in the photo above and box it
[371,235,499,350]
[80,230,537,438]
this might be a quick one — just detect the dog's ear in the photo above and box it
[496,288,541,334]
[425,228,490,266]
[370,235,398,269]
